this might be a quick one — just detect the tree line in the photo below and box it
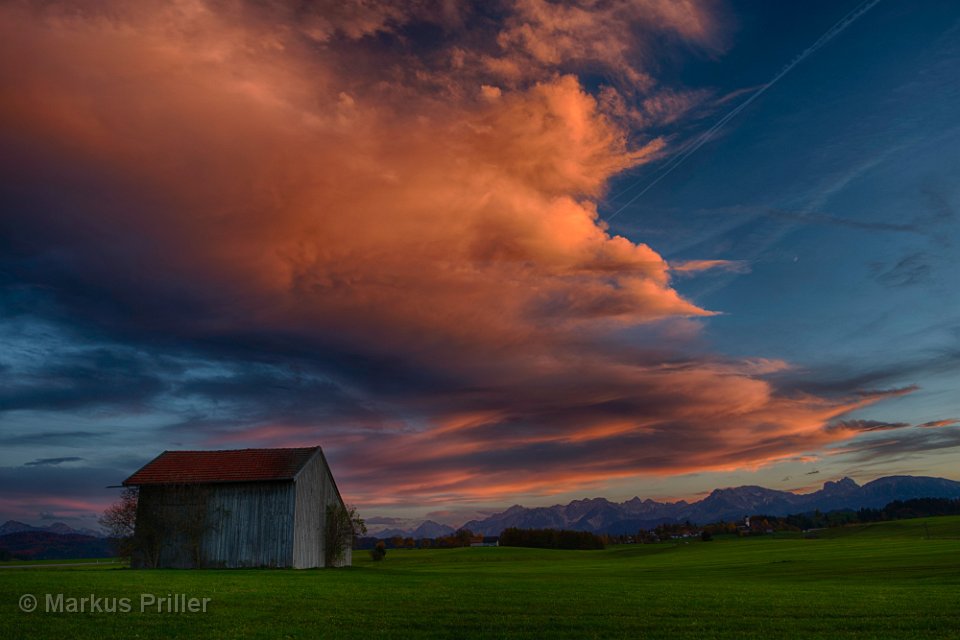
[358,527,607,550]
[499,527,605,549]
[356,528,478,550]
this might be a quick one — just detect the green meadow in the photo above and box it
[2,516,959,639]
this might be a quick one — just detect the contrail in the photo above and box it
[604,0,883,222]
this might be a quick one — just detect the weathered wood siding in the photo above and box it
[132,484,208,569]
[292,450,350,568]
[202,482,295,568]
[133,482,295,568]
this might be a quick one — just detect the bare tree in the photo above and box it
[99,487,138,560]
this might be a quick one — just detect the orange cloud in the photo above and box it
[671,259,751,275]
[489,0,722,87]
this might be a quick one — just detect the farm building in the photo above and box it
[122,446,351,569]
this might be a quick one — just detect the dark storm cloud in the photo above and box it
[0,345,168,413]
[0,431,106,446]
[175,366,375,420]
[24,456,84,466]
[771,346,960,398]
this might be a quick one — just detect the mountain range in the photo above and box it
[0,520,103,538]
[0,521,111,560]
[426,475,960,536]
[372,520,456,539]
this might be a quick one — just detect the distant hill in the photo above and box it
[0,520,109,560]
[0,531,113,561]
[460,476,960,535]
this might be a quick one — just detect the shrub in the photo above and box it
[325,504,367,567]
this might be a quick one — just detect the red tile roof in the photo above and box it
[123,447,320,486]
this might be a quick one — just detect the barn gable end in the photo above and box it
[291,448,351,568]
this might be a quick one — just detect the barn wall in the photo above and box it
[292,451,349,568]
[132,484,208,569]
[202,482,295,568]
[132,482,295,568]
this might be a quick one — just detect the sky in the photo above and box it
[1,0,958,530]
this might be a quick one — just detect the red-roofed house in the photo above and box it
[122,446,351,569]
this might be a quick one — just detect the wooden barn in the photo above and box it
[122,446,350,569]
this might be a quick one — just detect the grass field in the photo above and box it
[2,516,959,639]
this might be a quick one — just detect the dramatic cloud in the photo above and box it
[828,427,960,463]
[0,0,914,512]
